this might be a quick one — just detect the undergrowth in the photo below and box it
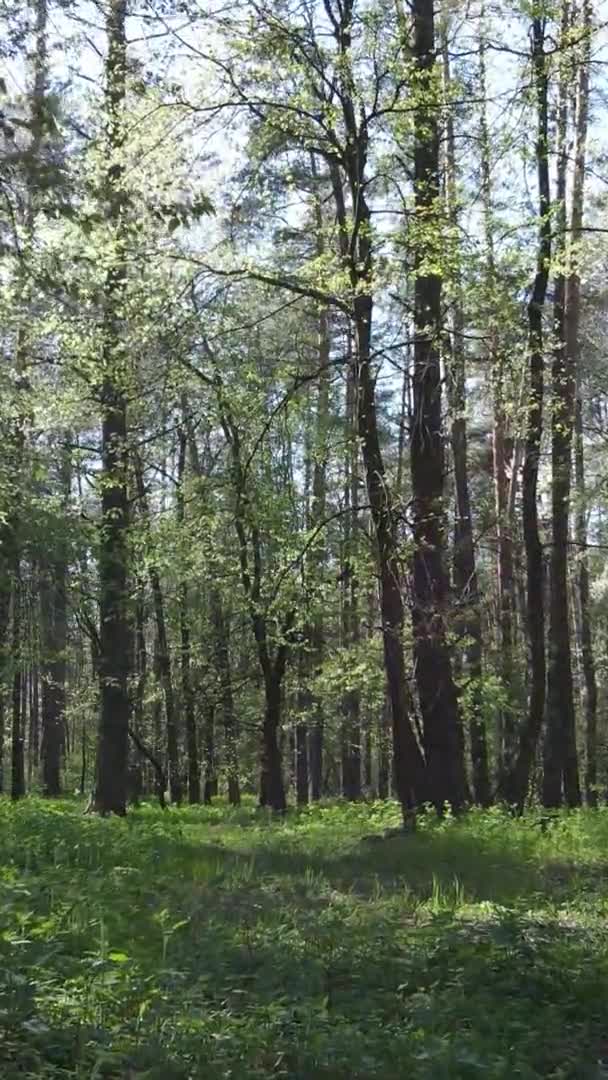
[1,797,607,1078]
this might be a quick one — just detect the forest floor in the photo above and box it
[1,800,608,1079]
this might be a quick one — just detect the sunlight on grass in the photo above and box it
[0,798,607,1077]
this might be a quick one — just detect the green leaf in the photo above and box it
[108,950,130,963]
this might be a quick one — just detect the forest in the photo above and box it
[1,0,608,1076]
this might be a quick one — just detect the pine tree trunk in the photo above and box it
[29,666,39,777]
[410,0,465,812]
[94,0,130,815]
[546,0,581,808]
[11,575,24,800]
[566,0,595,804]
[0,573,11,794]
[40,568,66,797]
[341,358,361,801]
[40,443,69,798]
[576,402,597,803]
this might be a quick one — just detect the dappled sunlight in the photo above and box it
[1,799,608,1077]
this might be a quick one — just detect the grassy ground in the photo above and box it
[1,799,608,1078]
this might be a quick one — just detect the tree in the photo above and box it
[93,0,131,815]
[409,0,465,812]
[503,15,551,810]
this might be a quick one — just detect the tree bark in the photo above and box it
[566,0,595,804]
[214,373,290,812]
[341,357,361,800]
[309,158,330,802]
[202,700,217,804]
[378,692,390,799]
[0,564,11,794]
[183,418,241,806]
[11,574,24,800]
[28,666,40,779]
[210,588,241,805]
[134,580,147,736]
[40,566,66,796]
[326,11,426,823]
[94,0,130,815]
[478,9,517,776]
[442,23,488,806]
[134,454,181,804]
[545,0,581,809]
[410,0,465,813]
[40,442,70,797]
[502,17,551,810]
[176,428,200,804]
[260,667,286,811]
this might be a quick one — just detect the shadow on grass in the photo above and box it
[3,803,608,1078]
[128,817,606,908]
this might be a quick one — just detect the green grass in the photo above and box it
[1,798,608,1078]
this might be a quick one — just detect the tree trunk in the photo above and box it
[94,0,130,815]
[29,666,39,779]
[309,164,330,801]
[477,10,517,776]
[260,668,287,811]
[325,21,425,823]
[0,573,11,794]
[295,687,309,805]
[410,0,465,813]
[40,567,66,797]
[576,402,597,803]
[11,575,24,800]
[176,428,200,804]
[210,588,241,805]
[502,17,551,810]
[183,418,240,806]
[202,700,217,804]
[134,580,147,735]
[566,0,595,804]
[10,574,25,800]
[546,0,581,809]
[134,455,181,804]
[378,693,390,799]
[180,590,199,804]
[354,292,426,821]
[442,24,488,806]
[341,357,361,801]
[40,443,70,798]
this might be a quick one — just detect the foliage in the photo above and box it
[1,798,608,1078]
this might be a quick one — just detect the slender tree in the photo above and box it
[93,0,130,815]
[566,0,596,804]
[441,21,489,805]
[545,0,581,808]
[176,426,200,804]
[503,16,551,810]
